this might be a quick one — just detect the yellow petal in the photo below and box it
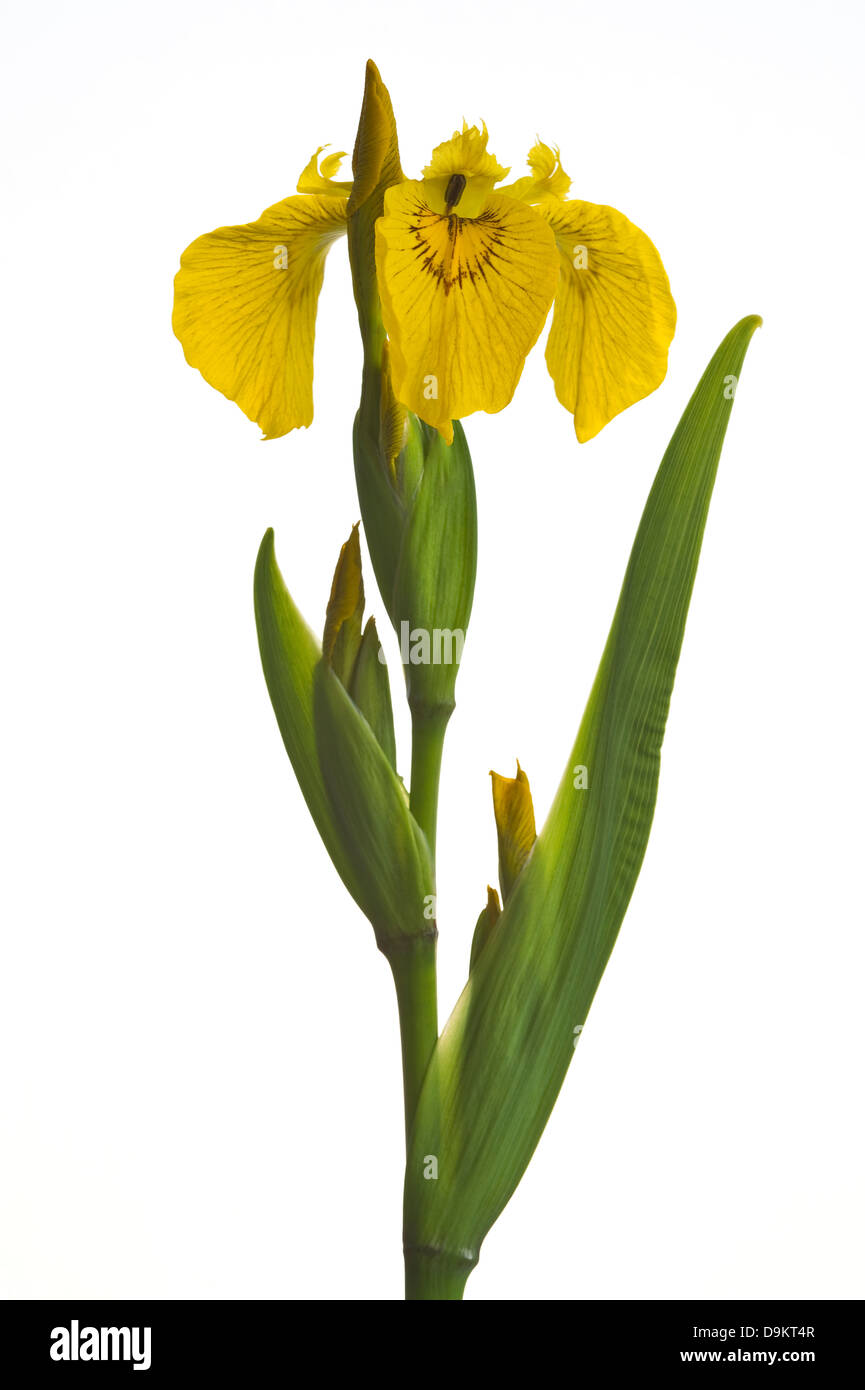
[173,194,347,438]
[490,762,537,900]
[545,200,676,442]
[296,146,353,196]
[499,140,571,206]
[421,122,509,217]
[375,184,559,441]
[422,121,509,184]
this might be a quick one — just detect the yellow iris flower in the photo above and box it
[173,115,676,444]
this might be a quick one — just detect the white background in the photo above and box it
[2,0,863,1301]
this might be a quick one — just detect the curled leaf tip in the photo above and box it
[255,527,277,582]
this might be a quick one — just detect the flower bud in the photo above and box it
[323,526,396,769]
[322,523,364,686]
[470,885,502,971]
[391,419,477,719]
[490,762,537,900]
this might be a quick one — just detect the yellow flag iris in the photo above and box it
[173,117,676,443]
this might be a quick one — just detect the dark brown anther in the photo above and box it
[444,173,467,212]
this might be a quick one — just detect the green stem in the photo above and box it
[404,1247,474,1301]
[387,935,438,1149]
[387,704,449,1149]
[409,705,452,857]
[397,704,456,1298]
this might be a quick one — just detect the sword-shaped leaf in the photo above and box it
[403,316,762,1299]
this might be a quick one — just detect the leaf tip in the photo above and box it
[254,527,277,583]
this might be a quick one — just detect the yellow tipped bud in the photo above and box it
[323,524,365,684]
[470,885,502,971]
[490,762,537,900]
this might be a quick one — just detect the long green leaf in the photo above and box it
[403,316,762,1294]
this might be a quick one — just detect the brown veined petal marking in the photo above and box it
[375,183,559,442]
[173,194,348,439]
[545,200,677,442]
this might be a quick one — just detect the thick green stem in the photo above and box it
[404,1247,474,1301]
[393,705,455,1298]
[387,705,448,1148]
[409,705,452,857]
[387,935,438,1150]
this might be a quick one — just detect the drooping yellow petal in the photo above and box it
[499,140,571,206]
[375,184,559,442]
[544,200,676,442]
[490,762,537,901]
[173,194,347,438]
[296,146,353,196]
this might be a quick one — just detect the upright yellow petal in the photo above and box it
[545,200,676,442]
[422,122,509,217]
[173,194,347,438]
[499,140,571,206]
[375,184,559,441]
[423,122,509,184]
[296,146,353,196]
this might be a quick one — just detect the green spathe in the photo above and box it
[313,659,434,950]
[391,420,477,717]
[349,616,397,770]
[254,530,432,948]
[254,529,362,903]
